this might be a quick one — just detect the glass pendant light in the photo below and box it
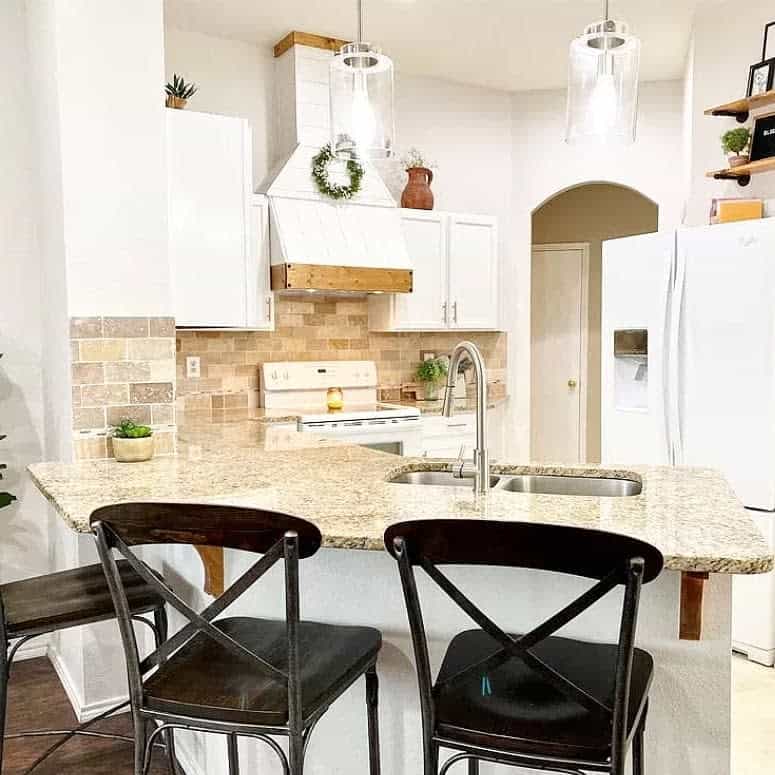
[330,0,395,160]
[565,0,640,144]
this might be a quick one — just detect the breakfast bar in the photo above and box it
[28,411,773,775]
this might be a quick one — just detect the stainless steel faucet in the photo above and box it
[442,341,490,494]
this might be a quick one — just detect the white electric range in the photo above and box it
[260,361,422,456]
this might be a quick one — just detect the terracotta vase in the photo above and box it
[401,167,434,210]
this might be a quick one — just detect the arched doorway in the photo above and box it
[530,183,658,463]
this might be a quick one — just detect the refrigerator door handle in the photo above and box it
[668,241,687,465]
[661,248,674,465]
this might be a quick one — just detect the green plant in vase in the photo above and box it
[721,127,751,168]
[165,73,198,109]
[1,354,16,510]
[415,358,448,401]
[111,419,155,463]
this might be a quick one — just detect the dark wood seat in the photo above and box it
[1,561,164,639]
[0,561,169,774]
[91,501,382,775]
[144,616,381,726]
[385,519,664,775]
[434,630,654,762]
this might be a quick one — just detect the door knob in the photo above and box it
[567,379,578,388]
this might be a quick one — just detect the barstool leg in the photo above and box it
[0,635,8,771]
[424,740,438,775]
[365,666,381,775]
[227,733,240,775]
[152,606,181,775]
[468,758,479,775]
[289,733,305,775]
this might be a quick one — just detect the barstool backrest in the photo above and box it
[384,519,663,765]
[91,502,322,734]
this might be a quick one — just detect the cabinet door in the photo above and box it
[447,214,499,330]
[167,110,251,327]
[390,211,448,330]
[246,196,275,330]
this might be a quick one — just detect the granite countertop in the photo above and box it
[27,412,773,575]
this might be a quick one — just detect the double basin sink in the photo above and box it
[389,470,642,497]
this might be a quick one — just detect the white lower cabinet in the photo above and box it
[167,110,274,330]
[369,209,500,332]
[419,408,503,460]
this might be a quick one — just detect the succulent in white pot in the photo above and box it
[111,419,154,463]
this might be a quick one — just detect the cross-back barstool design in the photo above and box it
[385,519,664,775]
[0,561,172,774]
[91,502,383,775]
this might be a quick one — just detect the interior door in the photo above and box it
[448,214,498,330]
[392,211,448,330]
[167,110,250,327]
[677,220,775,509]
[531,244,587,463]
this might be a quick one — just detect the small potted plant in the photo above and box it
[721,127,751,168]
[165,73,198,109]
[415,357,448,401]
[112,419,154,463]
[401,148,435,210]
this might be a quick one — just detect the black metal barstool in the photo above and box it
[0,561,172,774]
[91,501,383,775]
[385,519,664,775]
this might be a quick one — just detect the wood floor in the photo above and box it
[2,658,169,775]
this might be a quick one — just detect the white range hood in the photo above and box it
[259,33,412,294]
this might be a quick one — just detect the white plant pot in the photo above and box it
[112,436,154,463]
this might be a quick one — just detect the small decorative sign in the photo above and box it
[750,110,775,162]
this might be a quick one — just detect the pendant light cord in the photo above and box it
[604,0,609,21]
[358,0,364,43]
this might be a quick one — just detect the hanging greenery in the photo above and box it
[311,144,365,201]
[0,355,16,510]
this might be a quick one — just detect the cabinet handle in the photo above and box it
[442,301,448,324]
[452,301,458,323]
[266,296,273,321]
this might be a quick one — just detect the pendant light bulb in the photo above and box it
[565,0,640,144]
[330,0,395,160]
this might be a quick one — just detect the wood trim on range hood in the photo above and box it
[271,264,413,293]
[273,31,350,57]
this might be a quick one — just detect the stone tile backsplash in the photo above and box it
[70,316,176,460]
[176,295,507,411]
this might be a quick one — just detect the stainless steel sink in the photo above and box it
[495,474,641,497]
[389,471,501,488]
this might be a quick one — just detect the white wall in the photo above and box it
[686,1,775,225]
[0,0,50,595]
[507,80,686,458]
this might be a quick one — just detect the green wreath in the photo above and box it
[312,144,365,201]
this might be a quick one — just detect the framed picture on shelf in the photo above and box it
[748,60,774,97]
[750,110,775,162]
[747,21,775,97]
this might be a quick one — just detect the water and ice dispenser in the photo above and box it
[613,329,648,411]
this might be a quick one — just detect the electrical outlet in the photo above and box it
[186,356,201,379]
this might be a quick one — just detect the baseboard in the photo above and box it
[732,639,775,667]
[48,645,129,723]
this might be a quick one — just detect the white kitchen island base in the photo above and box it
[162,545,732,775]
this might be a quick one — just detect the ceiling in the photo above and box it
[164,0,704,93]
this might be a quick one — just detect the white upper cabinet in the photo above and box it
[448,213,499,330]
[369,210,499,332]
[167,110,273,329]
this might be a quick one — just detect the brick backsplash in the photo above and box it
[176,296,507,410]
[70,316,177,460]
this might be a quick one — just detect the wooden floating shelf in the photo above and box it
[705,157,775,187]
[705,89,775,123]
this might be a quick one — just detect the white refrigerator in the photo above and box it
[602,218,775,665]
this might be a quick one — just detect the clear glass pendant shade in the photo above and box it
[330,42,395,160]
[565,19,640,144]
